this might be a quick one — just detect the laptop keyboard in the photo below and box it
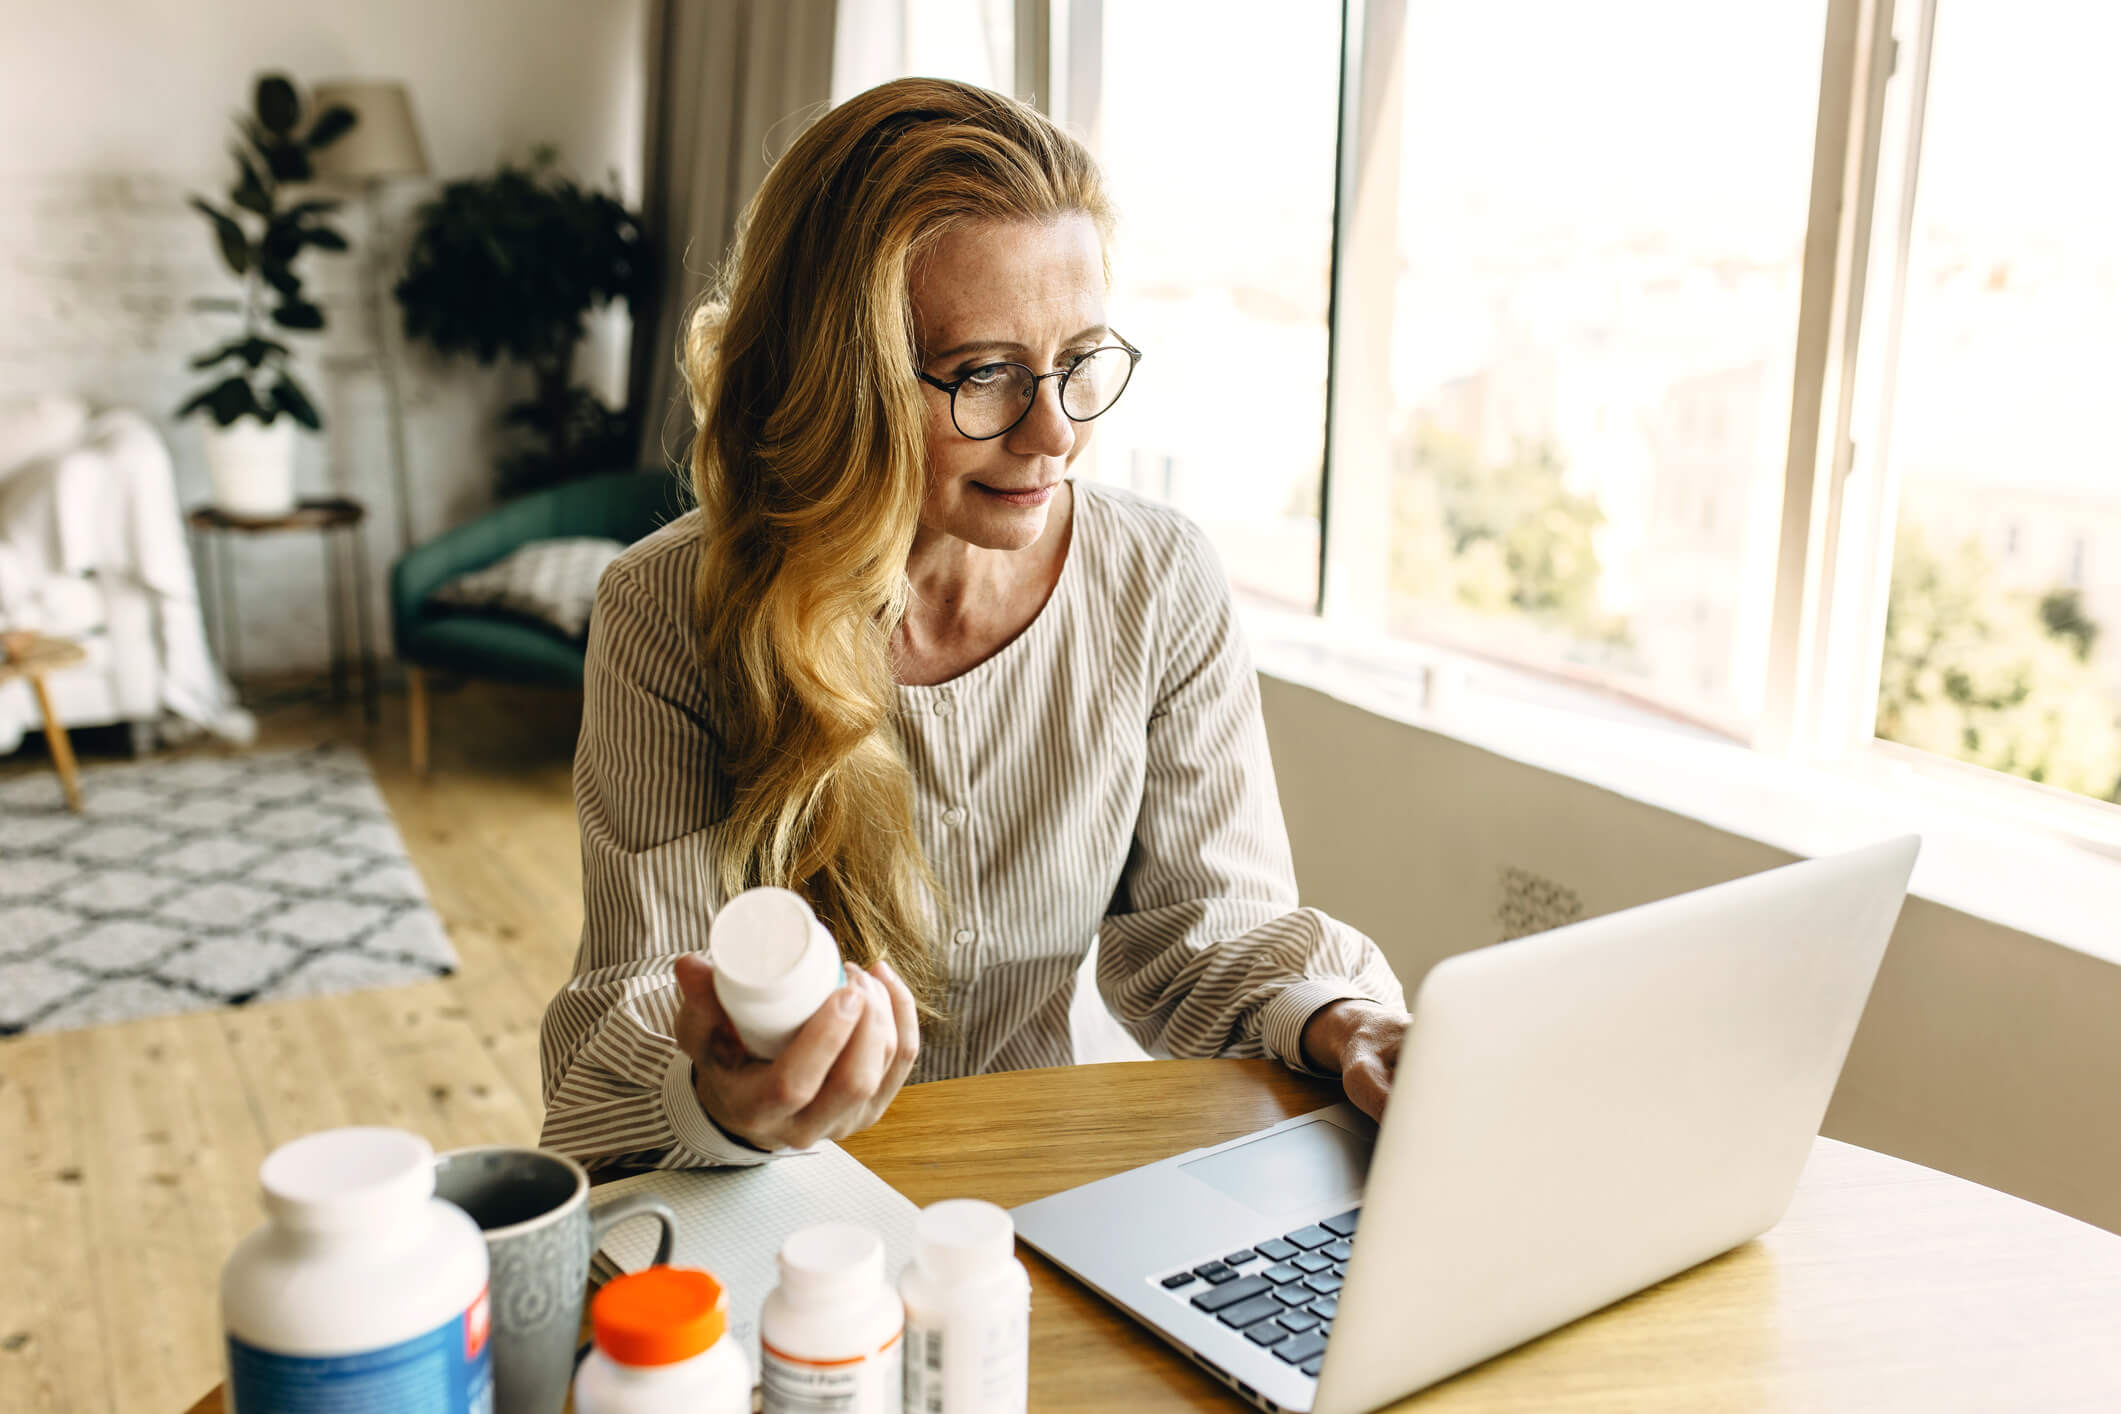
[1156,1207,1360,1380]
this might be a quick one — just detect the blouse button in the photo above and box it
[942,806,966,827]
[934,689,955,716]
[953,928,976,945]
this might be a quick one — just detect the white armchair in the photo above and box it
[0,394,252,755]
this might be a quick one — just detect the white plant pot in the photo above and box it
[204,418,298,519]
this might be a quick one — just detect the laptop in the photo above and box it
[1012,836,1919,1413]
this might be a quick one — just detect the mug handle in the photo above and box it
[590,1192,678,1270]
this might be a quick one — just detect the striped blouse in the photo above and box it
[538,479,1406,1170]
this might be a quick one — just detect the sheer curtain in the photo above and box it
[629,0,839,471]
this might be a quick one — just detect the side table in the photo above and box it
[0,631,87,810]
[186,498,378,725]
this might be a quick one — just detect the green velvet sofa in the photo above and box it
[389,468,691,773]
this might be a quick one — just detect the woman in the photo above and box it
[540,78,1407,1171]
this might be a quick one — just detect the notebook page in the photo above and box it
[589,1142,920,1370]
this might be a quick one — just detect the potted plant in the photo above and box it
[177,74,356,518]
[394,147,647,496]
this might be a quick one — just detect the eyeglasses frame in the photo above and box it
[916,331,1143,442]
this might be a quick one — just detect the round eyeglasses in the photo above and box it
[916,333,1142,441]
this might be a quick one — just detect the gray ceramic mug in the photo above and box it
[435,1146,676,1414]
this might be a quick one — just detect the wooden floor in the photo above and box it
[1,679,590,1414]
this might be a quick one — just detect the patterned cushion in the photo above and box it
[427,537,624,641]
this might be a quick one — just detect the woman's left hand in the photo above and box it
[1300,999,1408,1122]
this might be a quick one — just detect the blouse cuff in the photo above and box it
[1262,979,1386,1080]
[659,1051,778,1167]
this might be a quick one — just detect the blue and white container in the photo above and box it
[222,1126,494,1414]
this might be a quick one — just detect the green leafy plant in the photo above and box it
[176,75,356,430]
[1877,522,2121,802]
[1392,422,1626,643]
[394,147,648,494]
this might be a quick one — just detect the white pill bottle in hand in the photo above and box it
[710,886,845,1058]
[899,1200,1030,1414]
[760,1222,905,1413]
[573,1265,750,1414]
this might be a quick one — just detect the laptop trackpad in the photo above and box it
[1179,1117,1373,1216]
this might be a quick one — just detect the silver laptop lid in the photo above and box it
[1313,835,1918,1413]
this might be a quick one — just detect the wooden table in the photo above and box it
[186,1059,2121,1411]
[0,631,86,810]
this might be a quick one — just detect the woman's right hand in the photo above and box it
[672,952,920,1152]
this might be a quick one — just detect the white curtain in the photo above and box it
[630,0,840,472]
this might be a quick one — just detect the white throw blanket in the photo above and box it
[0,401,255,747]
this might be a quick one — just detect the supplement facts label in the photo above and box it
[227,1290,493,1414]
[761,1334,904,1412]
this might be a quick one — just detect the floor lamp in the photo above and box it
[309,80,429,559]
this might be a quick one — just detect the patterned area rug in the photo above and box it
[0,744,456,1036]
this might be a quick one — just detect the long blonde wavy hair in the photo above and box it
[680,79,1113,1019]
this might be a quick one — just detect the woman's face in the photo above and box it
[909,214,1108,555]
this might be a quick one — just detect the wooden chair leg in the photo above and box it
[30,673,83,812]
[408,665,430,778]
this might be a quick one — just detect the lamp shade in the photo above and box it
[307,80,430,181]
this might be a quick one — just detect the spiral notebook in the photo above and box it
[589,1142,920,1370]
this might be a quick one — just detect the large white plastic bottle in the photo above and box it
[220,1127,492,1414]
[899,1200,1030,1413]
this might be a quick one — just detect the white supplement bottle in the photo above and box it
[221,1126,492,1414]
[710,886,846,1058]
[573,1264,751,1414]
[899,1199,1030,1414]
[760,1222,905,1413]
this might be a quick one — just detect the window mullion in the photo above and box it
[1819,0,1939,759]
[1801,0,1915,761]
[1760,0,1896,755]
[1318,0,1407,629]
[1014,0,1054,110]
[1047,0,1102,147]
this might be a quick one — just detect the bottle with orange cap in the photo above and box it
[573,1265,752,1413]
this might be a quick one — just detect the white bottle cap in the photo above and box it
[777,1222,885,1306]
[914,1199,1016,1282]
[259,1126,435,1233]
[708,887,837,1004]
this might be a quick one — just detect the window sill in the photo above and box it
[1244,606,2121,969]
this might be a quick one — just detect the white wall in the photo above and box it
[1259,674,2121,1236]
[0,0,645,672]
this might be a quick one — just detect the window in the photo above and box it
[832,0,2121,817]
[1372,0,1828,738]
[1867,2,2121,804]
[1064,2,1342,611]
[1048,0,2119,814]
[833,1,1015,104]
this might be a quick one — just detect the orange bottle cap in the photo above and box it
[591,1265,728,1366]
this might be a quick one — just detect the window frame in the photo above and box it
[1035,0,2121,834]
[1311,0,1913,753]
